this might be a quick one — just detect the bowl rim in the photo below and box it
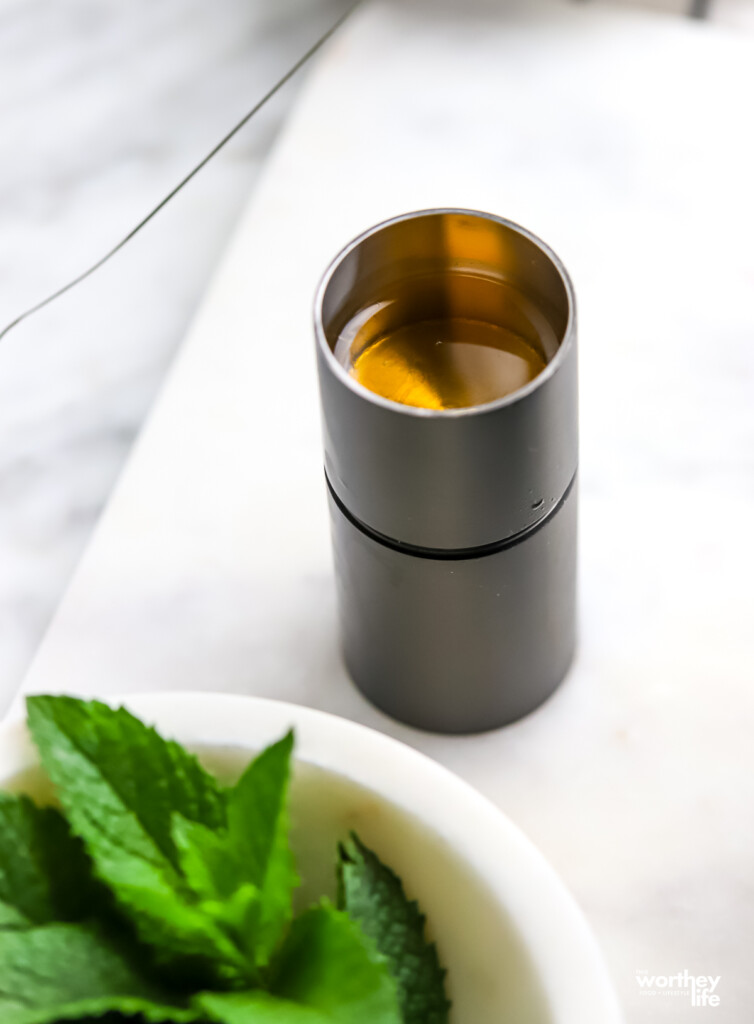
[0,691,621,1023]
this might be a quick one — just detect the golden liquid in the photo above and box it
[350,318,546,410]
[333,274,554,410]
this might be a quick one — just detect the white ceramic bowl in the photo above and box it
[0,693,621,1024]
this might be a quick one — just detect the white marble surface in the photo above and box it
[3,0,754,723]
[0,0,345,704]
[6,0,754,1019]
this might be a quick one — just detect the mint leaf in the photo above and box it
[25,696,247,982]
[172,815,238,902]
[270,904,401,1024]
[172,814,262,972]
[170,731,298,971]
[338,836,450,1024]
[0,998,197,1024]
[0,922,201,1024]
[0,903,31,929]
[0,793,95,926]
[26,697,226,860]
[226,730,298,964]
[196,990,328,1023]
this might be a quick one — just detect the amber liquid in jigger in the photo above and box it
[334,272,555,410]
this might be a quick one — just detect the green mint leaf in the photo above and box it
[170,731,298,970]
[195,990,328,1023]
[0,999,197,1024]
[25,696,247,982]
[0,922,201,1024]
[338,835,450,1024]
[269,904,401,1024]
[172,815,239,901]
[0,902,31,929]
[226,731,298,965]
[26,696,226,861]
[0,793,96,926]
[172,813,263,971]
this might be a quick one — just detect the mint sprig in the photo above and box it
[2,696,451,1023]
[26,696,247,984]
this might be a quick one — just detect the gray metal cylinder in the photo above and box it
[314,209,578,733]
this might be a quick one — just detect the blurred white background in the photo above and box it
[1,0,753,710]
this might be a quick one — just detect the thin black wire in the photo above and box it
[0,0,361,343]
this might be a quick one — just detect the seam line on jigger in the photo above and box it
[324,470,577,562]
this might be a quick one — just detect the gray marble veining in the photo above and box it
[0,0,346,702]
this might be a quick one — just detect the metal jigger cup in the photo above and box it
[314,209,578,733]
